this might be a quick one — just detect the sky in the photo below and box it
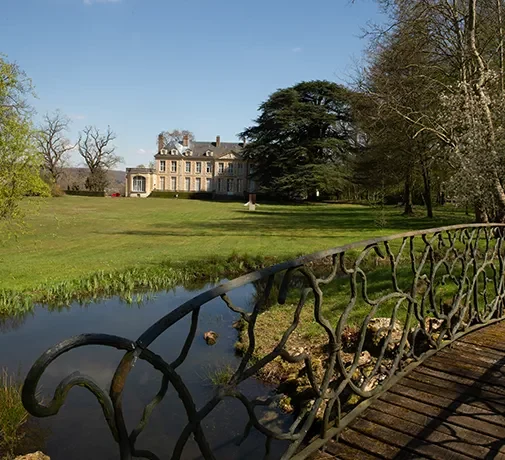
[1,0,386,168]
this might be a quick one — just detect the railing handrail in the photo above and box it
[22,222,505,460]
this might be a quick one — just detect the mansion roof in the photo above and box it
[155,141,244,160]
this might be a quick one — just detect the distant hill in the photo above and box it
[59,168,125,193]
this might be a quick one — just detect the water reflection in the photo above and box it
[0,281,289,459]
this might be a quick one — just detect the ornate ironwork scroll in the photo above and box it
[22,223,505,459]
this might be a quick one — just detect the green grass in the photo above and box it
[0,369,28,459]
[204,364,235,388]
[0,196,471,312]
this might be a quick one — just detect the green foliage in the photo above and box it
[241,80,356,198]
[0,368,28,458]
[273,164,348,199]
[0,55,50,227]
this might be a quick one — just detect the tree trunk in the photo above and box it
[475,203,489,223]
[420,159,433,218]
[403,171,414,216]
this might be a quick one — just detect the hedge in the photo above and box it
[148,191,214,200]
[65,190,106,197]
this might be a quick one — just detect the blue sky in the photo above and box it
[2,0,385,168]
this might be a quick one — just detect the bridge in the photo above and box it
[21,223,505,459]
[321,320,505,459]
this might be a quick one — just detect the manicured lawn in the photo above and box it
[0,196,471,293]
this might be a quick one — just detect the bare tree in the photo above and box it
[36,111,75,183]
[158,129,195,149]
[78,126,122,192]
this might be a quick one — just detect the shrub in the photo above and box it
[148,191,213,200]
[65,190,106,197]
[0,369,28,458]
[50,183,65,197]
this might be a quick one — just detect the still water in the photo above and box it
[0,282,290,459]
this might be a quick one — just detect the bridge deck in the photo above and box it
[318,321,505,460]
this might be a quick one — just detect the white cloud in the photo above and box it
[137,148,154,155]
[292,47,303,53]
[84,0,122,5]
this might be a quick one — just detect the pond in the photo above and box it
[0,282,290,459]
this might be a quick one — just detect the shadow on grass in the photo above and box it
[104,206,472,239]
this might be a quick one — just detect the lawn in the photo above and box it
[0,196,471,296]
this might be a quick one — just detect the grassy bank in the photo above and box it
[0,369,28,459]
[0,196,471,314]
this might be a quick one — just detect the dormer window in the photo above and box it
[205,150,213,157]
[171,149,178,155]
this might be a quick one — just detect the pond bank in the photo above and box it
[0,253,277,317]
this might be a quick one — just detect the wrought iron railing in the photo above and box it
[22,224,505,459]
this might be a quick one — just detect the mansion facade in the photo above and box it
[125,134,253,197]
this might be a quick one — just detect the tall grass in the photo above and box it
[0,369,28,459]
[0,253,272,317]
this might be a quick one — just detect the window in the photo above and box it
[227,179,234,192]
[132,176,146,193]
[185,177,191,191]
[160,160,166,172]
[237,162,243,175]
[195,178,201,191]
[171,177,177,190]
[206,178,212,191]
[218,162,224,174]
[206,162,212,174]
[218,178,223,191]
[171,161,177,172]
[237,179,243,192]
[185,161,191,173]
[159,177,165,191]
[228,163,234,175]
[196,162,202,174]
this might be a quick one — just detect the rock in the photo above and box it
[358,350,372,366]
[363,375,380,393]
[366,318,407,354]
[278,395,294,413]
[15,453,50,460]
[203,331,218,345]
[232,319,244,330]
[424,317,444,331]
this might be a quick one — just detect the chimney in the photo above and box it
[157,134,164,152]
[183,134,189,147]
[216,135,221,147]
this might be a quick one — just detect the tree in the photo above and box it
[240,80,356,198]
[360,0,505,221]
[35,111,75,183]
[78,126,122,192]
[0,55,49,224]
[158,129,195,149]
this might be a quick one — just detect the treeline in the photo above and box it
[242,0,505,221]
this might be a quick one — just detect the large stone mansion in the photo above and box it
[125,134,253,197]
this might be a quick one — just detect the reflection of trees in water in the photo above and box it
[251,274,307,312]
[0,313,31,333]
